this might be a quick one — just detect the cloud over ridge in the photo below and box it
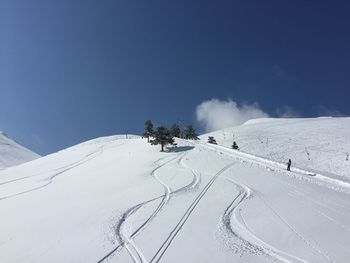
[196,98,269,132]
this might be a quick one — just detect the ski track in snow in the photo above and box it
[4,138,342,262]
[149,162,236,263]
[273,175,350,225]
[263,173,350,256]
[288,189,350,234]
[201,143,350,194]
[98,150,201,263]
[256,192,335,263]
[220,176,309,263]
[119,154,180,263]
[203,142,338,263]
[0,146,105,201]
[0,139,131,201]
[2,135,349,262]
[0,146,101,187]
[100,141,346,263]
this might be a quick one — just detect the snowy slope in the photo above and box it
[0,132,350,262]
[202,117,350,180]
[0,131,40,169]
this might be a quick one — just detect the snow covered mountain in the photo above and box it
[0,131,40,169]
[0,119,350,263]
[203,117,350,180]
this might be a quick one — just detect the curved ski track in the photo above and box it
[220,176,309,263]
[98,150,201,263]
[0,145,105,201]
[0,138,133,201]
[149,162,236,263]
[204,142,338,263]
[99,141,347,263]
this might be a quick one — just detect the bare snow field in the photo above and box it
[0,132,40,169]
[1,118,350,262]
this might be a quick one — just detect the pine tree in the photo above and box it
[232,141,239,150]
[208,136,217,144]
[170,123,181,138]
[144,120,154,143]
[184,125,199,140]
[153,126,174,151]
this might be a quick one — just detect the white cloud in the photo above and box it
[196,98,269,132]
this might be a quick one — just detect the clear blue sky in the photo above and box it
[1,0,350,155]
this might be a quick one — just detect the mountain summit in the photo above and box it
[0,131,40,169]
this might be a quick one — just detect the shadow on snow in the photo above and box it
[167,146,195,153]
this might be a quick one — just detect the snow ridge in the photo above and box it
[0,131,40,169]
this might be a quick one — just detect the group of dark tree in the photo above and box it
[144,120,199,152]
[208,136,217,144]
[144,120,154,143]
[170,123,181,138]
[184,125,199,140]
[151,126,174,152]
[207,135,240,150]
[232,141,239,150]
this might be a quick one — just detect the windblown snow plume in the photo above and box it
[275,105,300,118]
[196,99,269,132]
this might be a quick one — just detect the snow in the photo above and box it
[0,131,40,169]
[202,117,350,180]
[1,118,350,262]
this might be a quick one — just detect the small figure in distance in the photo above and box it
[287,159,291,171]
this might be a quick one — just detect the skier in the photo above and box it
[287,159,291,171]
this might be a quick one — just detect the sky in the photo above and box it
[1,0,350,155]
